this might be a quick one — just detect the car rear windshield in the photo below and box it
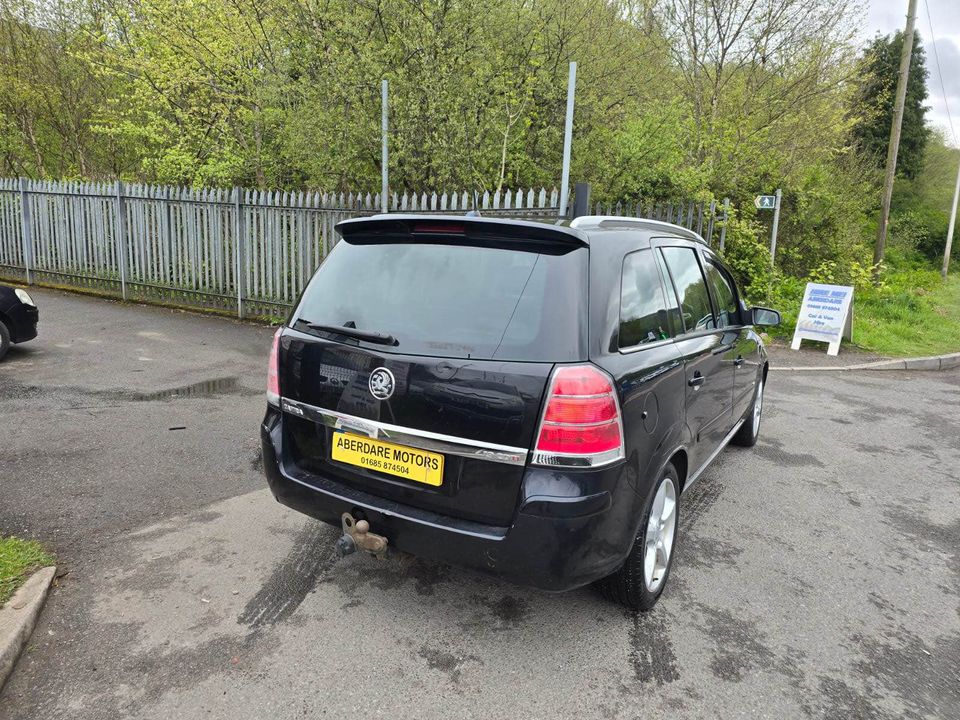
[292,237,587,361]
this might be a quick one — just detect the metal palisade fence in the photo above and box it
[0,178,729,318]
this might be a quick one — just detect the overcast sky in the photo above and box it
[866,0,959,145]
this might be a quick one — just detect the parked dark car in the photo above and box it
[0,284,38,360]
[261,215,780,609]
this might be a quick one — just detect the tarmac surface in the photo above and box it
[1,288,958,719]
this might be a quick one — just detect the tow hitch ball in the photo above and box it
[337,512,388,559]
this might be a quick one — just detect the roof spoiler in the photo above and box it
[336,214,589,248]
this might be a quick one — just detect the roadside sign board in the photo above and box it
[755,195,777,210]
[791,282,854,356]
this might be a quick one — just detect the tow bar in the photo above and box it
[336,512,389,559]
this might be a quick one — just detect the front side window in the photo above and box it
[660,247,716,333]
[619,249,678,348]
[704,260,739,328]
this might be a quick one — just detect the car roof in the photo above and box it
[568,216,708,247]
[336,213,706,249]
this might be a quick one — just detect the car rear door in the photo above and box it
[657,244,735,471]
[277,218,589,528]
[702,254,759,420]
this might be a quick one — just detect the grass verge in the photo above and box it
[767,253,960,358]
[855,269,960,357]
[0,537,54,606]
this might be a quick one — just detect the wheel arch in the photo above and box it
[667,448,689,492]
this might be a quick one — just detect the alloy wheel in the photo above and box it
[643,476,677,593]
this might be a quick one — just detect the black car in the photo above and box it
[0,284,39,360]
[261,215,780,609]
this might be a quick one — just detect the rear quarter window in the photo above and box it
[619,249,680,348]
[660,246,716,333]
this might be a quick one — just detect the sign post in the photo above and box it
[381,79,389,213]
[755,190,781,266]
[558,61,577,219]
[791,282,854,356]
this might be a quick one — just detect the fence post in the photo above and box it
[114,180,128,300]
[705,199,717,246]
[719,197,730,254]
[234,187,246,318]
[18,178,34,284]
[572,182,591,219]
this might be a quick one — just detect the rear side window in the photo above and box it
[619,250,679,348]
[660,247,716,333]
[292,239,586,361]
[704,260,739,327]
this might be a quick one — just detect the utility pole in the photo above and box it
[944,155,960,277]
[874,0,919,267]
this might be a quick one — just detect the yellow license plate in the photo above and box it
[331,432,444,486]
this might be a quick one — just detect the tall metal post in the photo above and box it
[558,61,577,219]
[875,0,919,266]
[719,198,730,254]
[770,188,782,267]
[115,180,128,300]
[381,80,389,213]
[942,155,960,278]
[18,177,33,284]
[234,187,246,318]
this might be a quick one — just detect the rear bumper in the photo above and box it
[261,408,639,592]
[8,303,38,343]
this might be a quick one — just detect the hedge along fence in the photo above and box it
[0,178,728,318]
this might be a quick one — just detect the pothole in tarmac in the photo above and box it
[118,376,251,401]
[0,376,259,403]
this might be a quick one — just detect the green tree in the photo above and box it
[851,31,929,181]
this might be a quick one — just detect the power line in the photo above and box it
[923,0,957,145]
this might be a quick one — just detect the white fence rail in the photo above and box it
[0,178,727,317]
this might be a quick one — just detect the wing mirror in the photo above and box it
[751,307,781,327]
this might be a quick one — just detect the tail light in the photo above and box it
[267,328,282,406]
[532,365,625,467]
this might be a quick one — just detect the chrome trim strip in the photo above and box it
[530,447,624,468]
[279,397,529,466]
[683,418,745,493]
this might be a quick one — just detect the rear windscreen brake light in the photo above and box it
[532,365,625,468]
[413,221,465,235]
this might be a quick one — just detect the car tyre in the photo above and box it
[0,320,10,361]
[732,373,764,447]
[595,463,680,611]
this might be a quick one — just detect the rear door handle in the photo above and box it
[734,356,744,367]
[688,373,705,388]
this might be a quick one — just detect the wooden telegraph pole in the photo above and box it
[874,0,919,268]
[943,156,959,277]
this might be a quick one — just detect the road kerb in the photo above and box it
[0,566,56,691]
[937,352,960,370]
[771,351,960,372]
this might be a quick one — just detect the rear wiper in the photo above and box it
[304,321,399,346]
